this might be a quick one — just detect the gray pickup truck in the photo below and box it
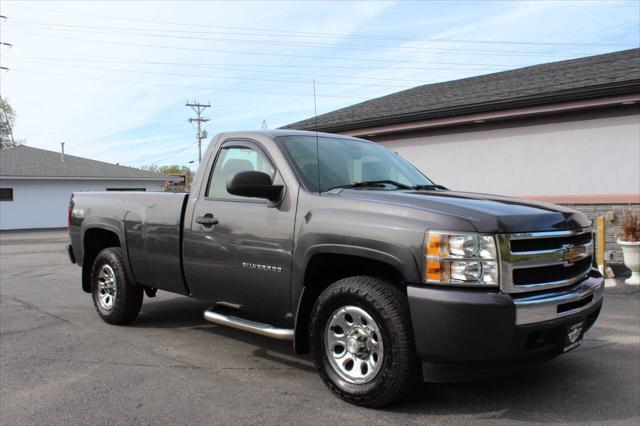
[68,130,603,407]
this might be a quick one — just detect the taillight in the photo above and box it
[68,195,73,234]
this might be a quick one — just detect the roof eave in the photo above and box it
[288,80,640,133]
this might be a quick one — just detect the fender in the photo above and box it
[287,202,430,353]
[80,218,138,286]
[290,205,427,310]
[300,242,420,283]
[292,240,421,300]
[291,241,422,353]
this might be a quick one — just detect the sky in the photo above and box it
[0,0,638,170]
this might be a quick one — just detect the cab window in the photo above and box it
[207,145,276,199]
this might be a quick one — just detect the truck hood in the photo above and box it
[334,189,590,233]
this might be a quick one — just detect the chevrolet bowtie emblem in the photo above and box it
[561,244,582,265]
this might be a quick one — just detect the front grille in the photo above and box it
[510,232,592,253]
[497,228,593,294]
[512,256,592,285]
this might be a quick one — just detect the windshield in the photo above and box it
[277,135,434,192]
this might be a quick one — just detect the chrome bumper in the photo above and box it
[513,273,604,325]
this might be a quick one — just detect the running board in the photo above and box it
[203,309,294,340]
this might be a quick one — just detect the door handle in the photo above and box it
[196,215,219,226]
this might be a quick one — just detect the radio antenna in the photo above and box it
[313,79,321,194]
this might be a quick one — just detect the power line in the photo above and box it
[7,68,371,100]
[3,58,423,89]
[8,19,637,57]
[186,102,210,164]
[7,45,509,71]
[8,3,636,47]
[4,52,483,82]
[475,9,640,70]
[6,14,634,82]
[4,29,534,67]
[141,141,198,167]
[556,18,640,41]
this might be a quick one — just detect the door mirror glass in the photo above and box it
[226,171,283,201]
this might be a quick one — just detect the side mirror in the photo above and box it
[226,171,283,202]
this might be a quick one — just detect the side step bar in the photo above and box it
[203,309,294,340]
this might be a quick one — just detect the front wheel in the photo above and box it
[91,247,143,325]
[309,276,418,407]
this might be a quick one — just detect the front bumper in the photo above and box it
[407,270,604,382]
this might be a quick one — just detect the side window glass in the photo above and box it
[208,145,276,199]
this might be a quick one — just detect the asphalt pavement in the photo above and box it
[1,230,639,425]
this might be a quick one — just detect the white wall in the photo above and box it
[379,113,640,197]
[0,179,163,230]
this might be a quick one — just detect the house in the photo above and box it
[0,145,165,230]
[285,48,640,263]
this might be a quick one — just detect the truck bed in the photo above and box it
[70,191,189,295]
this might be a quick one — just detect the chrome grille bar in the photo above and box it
[498,228,593,294]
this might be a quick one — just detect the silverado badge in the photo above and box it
[242,262,283,273]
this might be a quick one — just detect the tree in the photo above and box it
[142,164,194,192]
[0,98,17,149]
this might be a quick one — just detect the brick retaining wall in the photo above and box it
[562,203,640,264]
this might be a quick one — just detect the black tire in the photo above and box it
[309,276,418,407]
[90,247,143,325]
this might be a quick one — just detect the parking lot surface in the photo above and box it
[1,230,639,425]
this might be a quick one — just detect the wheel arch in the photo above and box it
[81,223,131,293]
[292,247,414,354]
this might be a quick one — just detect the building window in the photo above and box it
[0,188,13,201]
[105,188,146,192]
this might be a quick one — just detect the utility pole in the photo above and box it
[0,14,15,149]
[185,101,210,163]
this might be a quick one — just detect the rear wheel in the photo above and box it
[309,276,418,407]
[91,247,143,325]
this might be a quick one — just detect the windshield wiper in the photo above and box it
[325,180,413,192]
[413,184,448,191]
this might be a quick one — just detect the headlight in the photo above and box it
[425,231,499,286]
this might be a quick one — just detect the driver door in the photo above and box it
[185,140,295,319]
